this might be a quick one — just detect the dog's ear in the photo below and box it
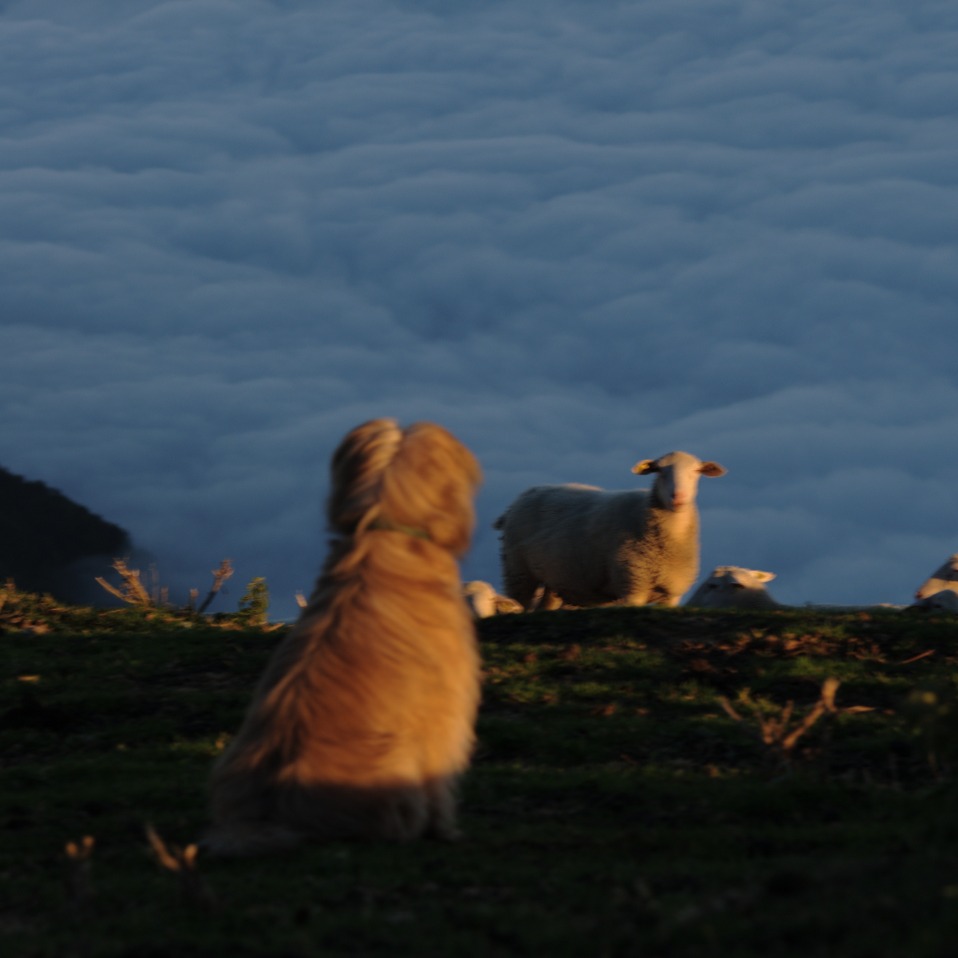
[327,418,403,535]
[381,423,482,556]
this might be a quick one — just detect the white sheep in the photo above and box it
[685,566,783,610]
[913,554,958,601]
[462,580,523,618]
[494,451,726,609]
[911,589,958,612]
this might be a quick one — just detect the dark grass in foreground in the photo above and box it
[3,605,958,956]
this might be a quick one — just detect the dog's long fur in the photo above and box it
[204,419,483,856]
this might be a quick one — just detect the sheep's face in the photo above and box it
[914,554,958,599]
[463,580,495,601]
[632,451,726,512]
[463,580,497,618]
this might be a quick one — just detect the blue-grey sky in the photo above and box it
[2,0,957,619]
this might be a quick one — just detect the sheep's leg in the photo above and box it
[645,584,683,608]
[501,557,542,611]
[603,595,650,608]
[608,568,651,607]
[531,587,564,611]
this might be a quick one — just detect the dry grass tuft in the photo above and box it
[718,678,851,766]
[63,836,95,911]
[145,826,217,911]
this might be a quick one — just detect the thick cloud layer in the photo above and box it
[2,0,957,617]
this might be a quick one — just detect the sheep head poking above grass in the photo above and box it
[462,580,523,618]
[686,566,783,610]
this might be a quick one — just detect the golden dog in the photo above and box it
[204,418,483,855]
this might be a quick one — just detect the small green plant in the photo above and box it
[235,577,270,627]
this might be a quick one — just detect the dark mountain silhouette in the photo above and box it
[0,465,131,602]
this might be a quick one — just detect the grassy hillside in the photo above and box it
[3,600,958,956]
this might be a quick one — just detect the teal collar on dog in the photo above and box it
[368,518,432,541]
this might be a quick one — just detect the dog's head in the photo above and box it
[327,418,482,556]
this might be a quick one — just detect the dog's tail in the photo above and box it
[199,821,303,858]
[492,512,507,530]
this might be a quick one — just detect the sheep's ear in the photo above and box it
[699,461,727,477]
[751,570,776,582]
[632,459,658,475]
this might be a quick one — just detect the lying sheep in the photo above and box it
[910,589,958,612]
[686,566,783,610]
[462,580,523,618]
[494,451,726,609]
[913,554,958,601]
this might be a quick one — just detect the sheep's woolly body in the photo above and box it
[495,451,725,609]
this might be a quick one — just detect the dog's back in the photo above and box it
[204,419,482,855]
